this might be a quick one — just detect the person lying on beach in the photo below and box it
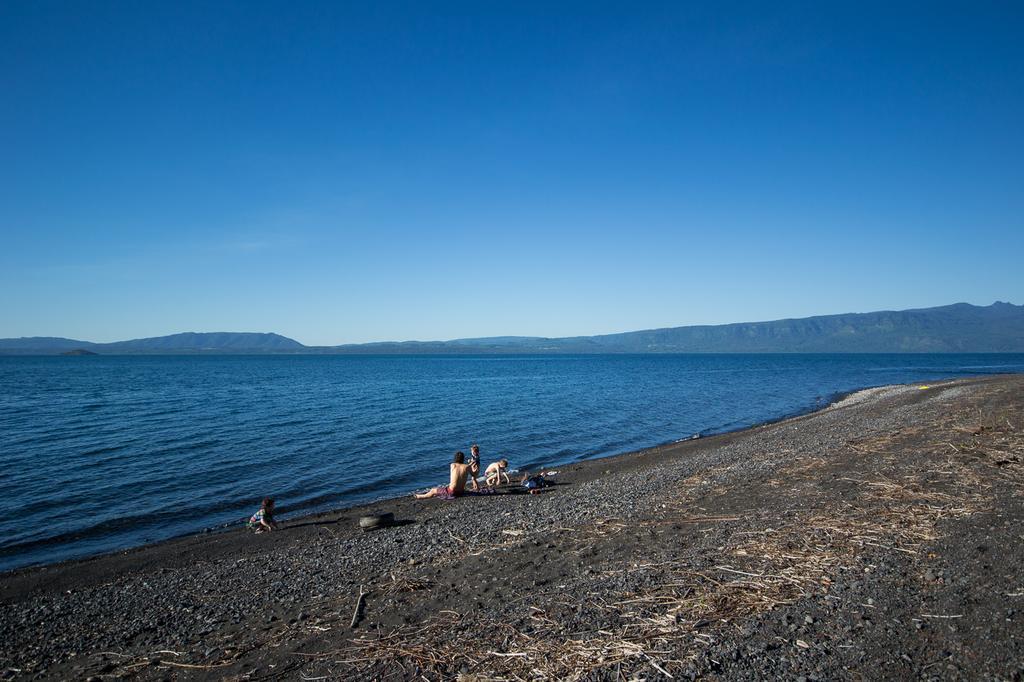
[467,444,482,492]
[520,472,552,495]
[414,451,472,499]
[248,498,278,533]
[484,458,510,486]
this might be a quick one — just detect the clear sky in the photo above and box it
[2,2,1022,345]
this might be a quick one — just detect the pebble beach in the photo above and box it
[2,374,1023,680]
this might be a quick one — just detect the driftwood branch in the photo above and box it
[351,585,368,628]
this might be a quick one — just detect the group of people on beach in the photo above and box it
[247,443,523,532]
[413,444,510,499]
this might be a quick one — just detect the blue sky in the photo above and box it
[2,2,1022,345]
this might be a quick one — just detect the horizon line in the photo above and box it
[1,300,1017,348]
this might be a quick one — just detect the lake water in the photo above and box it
[2,353,1023,571]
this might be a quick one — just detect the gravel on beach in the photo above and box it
[1,375,1023,680]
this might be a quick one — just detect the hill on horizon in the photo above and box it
[0,332,303,354]
[1,302,1022,354]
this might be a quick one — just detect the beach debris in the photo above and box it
[358,513,394,532]
[382,574,433,595]
[350,585,368,628]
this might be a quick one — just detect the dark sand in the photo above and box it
[2,375,1023,680]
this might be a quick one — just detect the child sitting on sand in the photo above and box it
[484,458,510,486]
[248,498,278,533]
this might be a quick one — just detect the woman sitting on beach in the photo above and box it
[414,451,471,499]
[484,458,510,486]
[248,498,278,533]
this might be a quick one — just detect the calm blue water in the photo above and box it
[1,353,1022,572]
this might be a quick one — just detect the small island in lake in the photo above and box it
[59,349,98,356]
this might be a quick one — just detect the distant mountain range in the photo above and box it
[0,332,303,354]
[2,302,1022,354]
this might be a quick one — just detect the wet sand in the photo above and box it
[2,374,1023,680]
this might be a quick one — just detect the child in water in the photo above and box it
[248,497,278,533]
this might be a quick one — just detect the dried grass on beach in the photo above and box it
[302,384,1023,681]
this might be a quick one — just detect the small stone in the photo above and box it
[804,615,815,624]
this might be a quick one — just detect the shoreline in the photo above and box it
[3,380,888,580]
[2,374,1022,680]
[0,381,883,578]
